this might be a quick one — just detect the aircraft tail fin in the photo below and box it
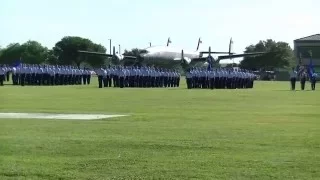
[167,37,171,46]
[182,49,184,59]
[229,38,233,55]
[197,38,202,51]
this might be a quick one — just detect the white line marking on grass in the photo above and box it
[0,113,128,120]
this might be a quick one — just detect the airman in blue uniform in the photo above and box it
[300,69,307,90]
[311,72,317,91]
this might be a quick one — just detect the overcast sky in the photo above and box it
[1,0,319,55]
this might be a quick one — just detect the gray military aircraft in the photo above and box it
[78,37,265,68]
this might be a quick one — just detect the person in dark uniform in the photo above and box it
[96,67,104,88]
[6,66,10,82]
[231,70,236,89]
[103,68,108,87]
[176,70,180,87]
[54,65,59,85]
[87,68,92,85]
[20,64,26,86]
[82,68,87,85]
[311,72,317,91]
[209,70,215,90]
[50,65,55,86]
[250,71,255,89]
[163,69,168,88]
[138,67,143,88]
[0,65,5,86]
[12,66,18,85]
[226,70,232,89]
[214,69,219,89]
[201,69,206,89]
[113,67,119,88]
[119,67,125,88]
[106,68,111,87]
[185,69,192,89]
[289,67,297,90]
[300,69,307,90]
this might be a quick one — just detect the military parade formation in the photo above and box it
[185,68,256,89]
[0,64,91,86]
[94,66,181,88]
[1,63,318,91]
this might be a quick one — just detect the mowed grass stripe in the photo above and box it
[0,78,320,179]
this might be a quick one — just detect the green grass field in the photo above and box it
[0,78,320,179]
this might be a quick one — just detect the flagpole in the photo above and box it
[308,50,314,80]
[297,53,302,75]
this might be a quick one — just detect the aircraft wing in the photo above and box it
[123,55,137,59]
[78,50,113,57]
[217,52,265,60]
[78,50,137,59]
[191,57,207,62]
[200,51,230,55]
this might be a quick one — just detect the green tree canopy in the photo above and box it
[0,41,48,65]
[240,39,295,71]
[0,43,23,64]
[53,36,107,67]
[20,41,48,64]
[45,49,59,65]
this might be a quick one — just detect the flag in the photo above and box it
[307,57,315,78]
[12,58,22,67]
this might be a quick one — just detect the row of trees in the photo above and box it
[0,37,107,68]
[240,39,296,70]
[0,36,296,70]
